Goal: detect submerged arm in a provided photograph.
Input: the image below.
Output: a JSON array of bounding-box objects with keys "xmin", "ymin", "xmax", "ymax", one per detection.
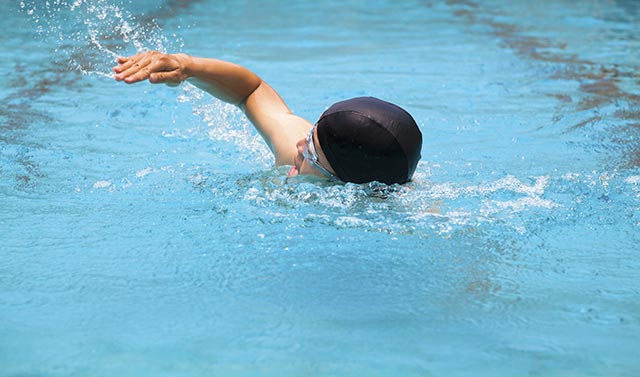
[{"xmin": 113, "ymin": 51, "xmax": 311, "ymax": 164}]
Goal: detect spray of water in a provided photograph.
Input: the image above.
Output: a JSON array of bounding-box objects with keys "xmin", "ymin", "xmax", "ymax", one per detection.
[
  {"xmin": 20, "ymin": 0, "xmax": 172, "ymax": 77},
  {"xmin": 19, "ymin": 0, "xmax": 269, "ymax": 164},
  {"xmin": 21, "ymin": 0, "xmax": 633, "ymax": 240}
]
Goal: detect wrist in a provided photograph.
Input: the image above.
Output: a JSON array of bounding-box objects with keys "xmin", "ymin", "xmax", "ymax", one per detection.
[{"xmin": 173, "ymin": 53, "xmax": 194, "ymax": 79}]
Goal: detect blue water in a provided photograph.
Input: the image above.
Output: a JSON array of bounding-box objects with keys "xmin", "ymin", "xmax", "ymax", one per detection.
[{"xmin": 2, "ymin": 0, "xmax": 640, "ymax": 376}]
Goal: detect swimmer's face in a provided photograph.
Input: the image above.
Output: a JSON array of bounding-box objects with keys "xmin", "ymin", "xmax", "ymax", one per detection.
[{"xmin": 289, "ymin": 126, "xmax": 337, "ymax": 179}]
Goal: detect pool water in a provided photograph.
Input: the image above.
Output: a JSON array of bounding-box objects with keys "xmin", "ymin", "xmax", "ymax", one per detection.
[{"xmin": 2, "ymin": 0, "xmax": 639, "ymax": 376}]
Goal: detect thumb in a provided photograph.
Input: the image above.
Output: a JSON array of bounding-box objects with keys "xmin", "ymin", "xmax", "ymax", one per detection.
[{"xmin": 149, "ymin": 71, "xmax": 182, "ymax": 85}]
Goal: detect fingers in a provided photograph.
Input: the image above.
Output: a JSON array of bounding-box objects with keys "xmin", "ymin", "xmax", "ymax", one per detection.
[
  {"xmin": 113, "ymin": 52, "xmax": 147, "ymax": 74},
  {"xmin": 113, "ymin": 51, "xmax": 184, "ymax": 86},
  {"xmin": 123, "ymin": 61, "xmax": 155, "ymax": 83},
  {"xmin": 114, "ymin": 56, "xmax": 153, "ymax": 83},
  {"xmin": 149, "ymin": 70, "xmax": 182, "ymax": 85},
  {"xmin": 113, "ymin": 51, "xmax": 161, "ymax": 83}
]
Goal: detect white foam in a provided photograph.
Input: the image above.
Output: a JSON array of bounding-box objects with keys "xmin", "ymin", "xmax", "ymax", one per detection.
[
  {"xmin": 424, "ymin": 175, "xmax": 551, "ymax": 201},
  {"xmin": 335, "ymin": 216, "xmax": 370, "ymax": 228},
  {"xmin": 624, "ymin": 176, "xmax": 640, "ymax": 185},
  {"xmin": 562, "ymin": 172, "xmax": 580, "ymax": 180},
  {"xmin": 490, "ymin": 196, "xmax": 560, "ymax": 212},
  {"xmin": 481, "ymin": 175, "xmax": 549, "ymax": 196},
  {"xmin": 93, "ymin": 180, "xmax": 111, "ymax": 189},
  {"xmin": 135, "ymin": 167, "xmax": 153, "ymax": 178}
]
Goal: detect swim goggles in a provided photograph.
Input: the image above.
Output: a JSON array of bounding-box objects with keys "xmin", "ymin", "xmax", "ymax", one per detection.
[{"xmin": 303, "ymin": 124, "xmax": 338, "ymax": 181}]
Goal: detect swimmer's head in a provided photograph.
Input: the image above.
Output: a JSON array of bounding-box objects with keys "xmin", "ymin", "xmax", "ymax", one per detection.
[{"xmin": 316, "ymin": 97, "xmax": 422, "ymax": 184}]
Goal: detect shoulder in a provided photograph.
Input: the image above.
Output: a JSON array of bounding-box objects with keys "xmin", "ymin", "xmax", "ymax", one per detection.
[{"xmin": 241, "ymin": 81, "xmax": 312, "ymax": 165}]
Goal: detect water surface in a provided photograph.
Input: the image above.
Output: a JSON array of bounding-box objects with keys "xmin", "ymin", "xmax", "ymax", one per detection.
[{"xmin": 1, "ymin": 0, "xmax": 639, "ymax": 376}]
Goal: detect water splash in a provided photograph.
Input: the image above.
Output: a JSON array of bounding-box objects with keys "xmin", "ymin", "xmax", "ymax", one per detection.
[
  {"xmin": 173, "ymin": 84, "xmax": 273, "ymax": 167},
  {"xmin": 180, "ymin": 165, "xmax": 561, "ymax": 239},
  {"xmin": 18, "ymin": 0, "xmax": 270, "ymax": 161},
  {"xmin": 20, "ymin": 0, "xmax": 174, "ymax": 77},
  {"xmin": 188, "ymin": 164, "xmax": 640, "ymax": 240}
]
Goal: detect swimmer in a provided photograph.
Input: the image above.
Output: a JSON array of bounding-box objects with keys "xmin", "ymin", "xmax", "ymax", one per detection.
[{"xmin": 113, "ymin": 51, "xmax": 422, "ymax": 184}]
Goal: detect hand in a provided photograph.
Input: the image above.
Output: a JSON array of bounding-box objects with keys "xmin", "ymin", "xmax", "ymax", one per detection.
[{"xmin": 113, "ymin": 51, "xmax": 190, "ymax": 86}]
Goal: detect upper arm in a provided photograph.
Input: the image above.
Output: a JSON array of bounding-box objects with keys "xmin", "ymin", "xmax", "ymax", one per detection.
[{"xmin": 240, "ymin": 81, "xmax": 312, "ymax": 166}]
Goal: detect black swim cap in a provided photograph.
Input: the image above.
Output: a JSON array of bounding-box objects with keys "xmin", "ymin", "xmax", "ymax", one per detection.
[{"xmin": 316, "ymin": 97, "xmax": 422, "ymax": 184}]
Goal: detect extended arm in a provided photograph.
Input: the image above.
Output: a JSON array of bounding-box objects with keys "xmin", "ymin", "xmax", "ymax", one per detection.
[{"xmin": 113, "ymin": 51, "xmax": 311, "ymax": 165}]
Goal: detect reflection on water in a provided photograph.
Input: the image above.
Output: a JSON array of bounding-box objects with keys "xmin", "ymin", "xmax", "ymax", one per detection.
[{"xmin": 445, "ymin": 0, "xmax": 640, "ymax": 169}]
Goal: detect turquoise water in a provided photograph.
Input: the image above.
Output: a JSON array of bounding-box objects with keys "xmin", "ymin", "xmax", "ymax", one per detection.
[{"xmin": 2, "ymin": 0, "xmax": 640, "ymax": 375}]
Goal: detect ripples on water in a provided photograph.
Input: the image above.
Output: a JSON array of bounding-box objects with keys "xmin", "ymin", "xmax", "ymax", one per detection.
[
  {"xmin": 3, "ymin": 0, "xmax": 638, "ymax": 274},
  {"xmin": 2, "ymin": 0, "xmax": 640, "ymax": 375},
  {"xmin": 9, "ymin": 0, "xmax": 639, "ymax": 235}
]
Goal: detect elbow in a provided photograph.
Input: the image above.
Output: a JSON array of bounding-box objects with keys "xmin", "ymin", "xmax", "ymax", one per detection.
[{"xmin": 238, "ymin": 79, "xmax": 264, "ymax": 108}]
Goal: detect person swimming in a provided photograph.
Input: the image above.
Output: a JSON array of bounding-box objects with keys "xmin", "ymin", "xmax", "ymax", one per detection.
[{"xmin": 113, "ymin": 51, "xmax": 422, "ymax": 184}]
